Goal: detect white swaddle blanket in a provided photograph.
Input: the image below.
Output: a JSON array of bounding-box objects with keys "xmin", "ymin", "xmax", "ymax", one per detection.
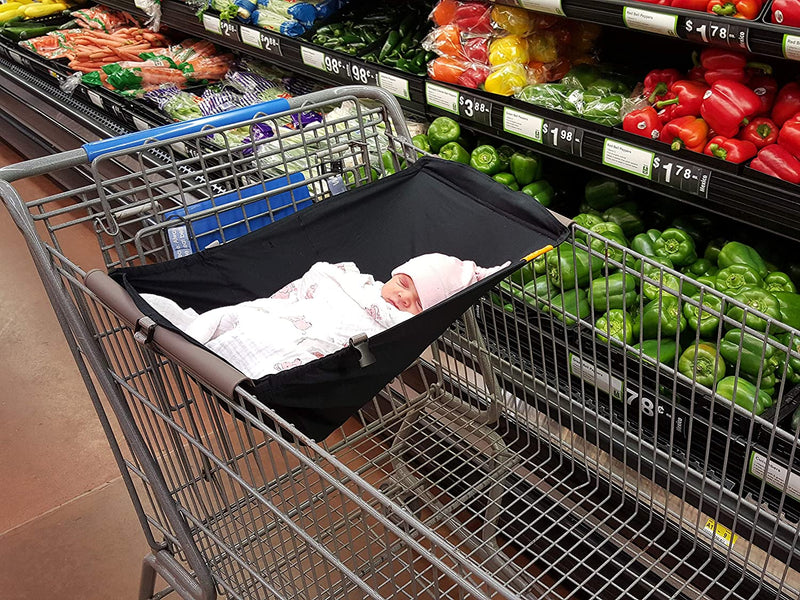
[{"xmin": 142, "ymin": 261, "xmax": 412, "ymax": 379}]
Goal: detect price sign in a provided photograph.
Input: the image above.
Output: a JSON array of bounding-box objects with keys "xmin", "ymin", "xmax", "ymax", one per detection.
[
  {"xmin": 681, "ymin": 16, "xmax": 749, "ymax": 50},
  {"xmin": 541, "ymin": 119, "xmax": 583, "ymax": 156},
  {"xmin": 241, "ymin": 26, "xmax": 282, "ymax": 56},
  {"xmin": 301, "ymin": 46, "xmax": 378, "ymax": 86},
  {"xmin": 86, "ymin": 89, "xmax": 104, "ymax": 109},
  {"xmin": 426, "ymin": 82, "xmax": 459, "ymax": 114},
  {"xmin": 651, "ymin": 153, "xmax": 712, "ymax": 197},
  {"xmin": 515, "ymin": 0, "xmax": 564, "ymax": 15},
  {"xmin": 346, "ymin": 61, "xmax": 378, "ymax": 86},
  {"xmin": 458, "ymin": 91, "xmax": 492, "ymax": 126},
  {"xmin": 623, "ymin": 7, "xmax": 678, "ymax": 37},
  {"xmin": 783, "ymin": 35, "xmax": 800, "ymax": 61},
  {"xmin": 378, "ymin": 71, "xmax": 410, "ymax": 100}
]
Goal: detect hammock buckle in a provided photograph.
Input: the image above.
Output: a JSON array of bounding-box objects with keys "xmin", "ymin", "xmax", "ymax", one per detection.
[
  {"xmin": 134, "ymin": 316, "xmax": 156, "ymax": 345},
  {"xmin": 349, "ymin": 334, "xmax": 375, "ymax": 368}
]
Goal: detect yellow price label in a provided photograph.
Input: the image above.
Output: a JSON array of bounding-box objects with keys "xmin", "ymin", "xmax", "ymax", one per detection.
[{"xmin": 704, "ymin": 518, "xmax": 738, "ymax": 547}]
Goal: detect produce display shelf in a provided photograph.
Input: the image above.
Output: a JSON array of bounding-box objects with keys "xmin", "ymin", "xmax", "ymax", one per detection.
[
  {"xmin": 501, "ymin": 0, "xmax": 800, "ymax": 61},
  {"xmin": 71, "ymin": 0, "xmax": 800, "ymax": 244}
]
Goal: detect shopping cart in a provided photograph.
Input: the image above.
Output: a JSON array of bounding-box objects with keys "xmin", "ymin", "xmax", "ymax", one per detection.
[{"xmin": 2, "ymin": 80, "xmax": 800, "ymax": 600}]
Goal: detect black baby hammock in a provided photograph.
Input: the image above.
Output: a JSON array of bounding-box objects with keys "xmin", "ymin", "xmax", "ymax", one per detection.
[{"xmin": 105, "ymin": 157, "xmax": 569, "ymax": 441}]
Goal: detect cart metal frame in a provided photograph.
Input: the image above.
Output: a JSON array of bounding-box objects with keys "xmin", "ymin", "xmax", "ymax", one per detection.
[{"xmin": 2, "ymin": 84, "xmax": 800, "ymax": 600}]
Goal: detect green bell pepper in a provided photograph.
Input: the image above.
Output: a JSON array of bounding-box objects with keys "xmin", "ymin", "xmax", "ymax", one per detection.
[
  {"xmin": 585, "ymin": 177, "xmax": 627, "ymax": 211},
  {"xmin": 595, "ymin": 309, "xmax": 635, "ymax": 345},
  {"xmin": 517, "ymin": 83, "xmax": 568, "ymax": 109},
  {"xmin": 469, "ymin": 145, "xmax": 502, "ymax": 175},
  {"xmin": 545, "ymin": 288, "xmax": 590, "ymax": 326},
  {"xmin": 683, "ymin": 293, "xmax": 722, "ymax": 339},
  {"xmin": 582, "ymin": 94, "xmax": 624, "ymax": 126},
  {"xmin": 381, "ymin": 150, "xmax": 405, "ymax": 175},
  {"xmin": 492, "ymin": 172, "xmax": 519, "ymax": 191},
  {"xmin": 704, "ymin": 238, "xmax": 727, "ymax": 265},
  {"xmin": 717, "ymin": 241, "xmax": 768, "ymax": 279},
  {"xmin": 682, "ymin": 258, "xmax": 718, "ymax": 279},
  {"xmin": 764, "ymin": 272, "xmax": 797, "ymax": 294},
  {"xmin": 509, "ymin": 152, "xmax": 542, "ymax": 187},
  {"xmin": 561, "ymin": 64, "xmax": 601, "ymax": 90},
  {"xmin": 793, "ymin": 404, "xmax": 800, "ymax": 431},
  {"xmin": 640, "ymin": 296, "xmax": 687, "ymax": 339},
  {"xmin": 521, "ymin": 181, "xmax": 554, "ymax": 207},
  {"xmin": 534, "ymin": 253, "xmax": 548, "ymax": 276},
  {"xmin": 585, "ymin": 77, "xmax": 630, "ymax": 96},
  {"xmin": 716, "ymin": 376, "xmax": 771, "ymax": 415},
  {"xmin": 411, "ymin": 134, "xmax": 431, "ymax": 154},
  {"xmin": 427, "ymin": 116, "xmax": 461, "ymax": 153},
  {"xmin": 777, "ymin": 335, "xmax": 800, "ymax": 386},
  {"xmin": 715, "ymin": 264, "xmax": 763, "ymax": 295},
  {"xmin": 590, "ymin": 221, "xmax": 626, "ymax": 240},
  {"xmin": 631, "ymin": 229, "xmax": 661, "ymax": 257},
  {"xmin": 547, "ymin": 242, "xmax": 604, "ymax": 290},
  {"xmin": 653, "ymin": 228, "xmax": 698, "ymax": 267},
  {"xmin": 726, "ymin": 287, "xmax": 781, "ymax": 332},
  {"xmin": 509, "ymin": 262, "xmax": 535, "ymax": 287},
  {"xmin": 719, "ymin": 329, "xmax": 781, "ymax": 379},
  {"xmin": 632, "ymin": 339, "xmax": 679, "ymax": 366},
  {"xmin": 589, "ymin": 272, "xmax": 638, "ymax": 312},
  {"xmin": 439, "ymin": 142, "xmax": 469, "ymax": 164},
  {"xmin": 679, "ymin": 343, "xmax": 726, "ymax": 388},
  {"xmin": 603, "ymin": 205, "xmax": 644, "ymax": 238},
  {"xmin": 773, "ymin": 291, "xmax": 800, "ymax": 330},
  {"xmin": 590, "ymin": 231, "xmax": 631, "ymax": 271},
  {"xmin": 637, "ymin": 257, "xmax": 696, "ymax": 301},
  {"xmin": 496, "ymin": 145, "xmax": 514, "ymax": 172},
  {"xmin": 696, "ymin": 276, "xmax": 717, "ymax": 290},
  {"xmin": 500, "ymin": 275, "xmax": 551, "ymax": 309},
  {"xmin": 573, "ymin": 213, "xmax": 604, "ymax": 240}
]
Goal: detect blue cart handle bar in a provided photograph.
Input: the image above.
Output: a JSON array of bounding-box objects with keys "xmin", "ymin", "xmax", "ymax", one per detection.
[{"xmin": 83, "ymin": 97, "xmax": 292, "ymax": 161}]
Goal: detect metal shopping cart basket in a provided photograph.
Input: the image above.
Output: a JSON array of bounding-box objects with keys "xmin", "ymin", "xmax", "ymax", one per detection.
[{"xmin": 4, "ymin": 81, "xmax": 800, "ymax": 600}]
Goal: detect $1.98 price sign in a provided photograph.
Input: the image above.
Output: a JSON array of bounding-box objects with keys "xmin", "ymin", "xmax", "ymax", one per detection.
[{"xmin": 540, "ymin": 120, "xmax": 583, "ymax": 156}]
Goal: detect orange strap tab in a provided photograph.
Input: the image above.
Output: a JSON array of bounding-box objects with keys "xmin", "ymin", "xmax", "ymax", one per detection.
[{"xmin": 523, "ymin": 245, "xmax": 554, "ymax": 262}]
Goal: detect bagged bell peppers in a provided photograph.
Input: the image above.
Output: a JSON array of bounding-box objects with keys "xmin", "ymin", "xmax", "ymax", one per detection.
[
  {"xmin": 684, "ymin": 292, "xmax": 722, "ymax": 338},
  {"xmin": 679, "ymin": 343, "xmax": 726, "ymax": 388},
  {"xmin": 717, "ymin": 241, "xmax": 768, "ymax": 278},
  {"xmin": 547, "ymin": 242, "xmax": 604, "ymax": 289},
  {"xmin": 517, "ymin": 83, "xmax": 568, "ymax": 109},
  {"xmin": 701, "ymin": 80, "xmax": 762, "ymax": 138},
  {"xmin": 595, "ymin": 309, "xmax": 636, "ymax": 345},
  {"xmin": 716, "ymin": 376, "xmax": 771, "ymax": 415},
  {"xmin": 750, "ymin": 144, "xmax": 800, "ymax": 184},
  {"xmin": 772, "ymin": 0, "xmax": 800, "ymax": 26}
]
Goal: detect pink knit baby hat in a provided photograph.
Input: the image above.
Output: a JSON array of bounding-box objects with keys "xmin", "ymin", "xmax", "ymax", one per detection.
[{"xmin": 392, "ymin": 253, "xmax": 508, "ymax": 311}]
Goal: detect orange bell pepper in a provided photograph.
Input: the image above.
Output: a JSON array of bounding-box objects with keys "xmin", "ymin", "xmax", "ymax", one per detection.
[
  {"xmin": 706, "ymin": 0, "xmax": 763, "ymax": 19},
  {"xmin": 431, "ymin": 0, "xmax": 459, "ymax": 26},
  {"xmin": 428, "ymin": 56, "xmax": 468, "ymax": 84},
  {"xmin": 429, "ymin": 24, "xmax": 462, "ymax": 58}
]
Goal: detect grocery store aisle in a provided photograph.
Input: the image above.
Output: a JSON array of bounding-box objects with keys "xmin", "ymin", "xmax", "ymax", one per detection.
[{"xmin": 0, "ymin": 142, "xmax": 151, "ymax": 599}]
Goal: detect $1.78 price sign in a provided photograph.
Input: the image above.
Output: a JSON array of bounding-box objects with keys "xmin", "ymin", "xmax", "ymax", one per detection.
[
  {"xmin": 301, "ymin": 46, "xmax": 378, "ymax": 86},
  {"xmin": 680, "ymin": 16, "xmax": 749, "ymax": 50}
]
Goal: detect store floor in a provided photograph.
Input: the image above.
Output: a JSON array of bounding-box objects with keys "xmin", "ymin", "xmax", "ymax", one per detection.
[{"xmin": 0, "ymin": 141, "xmax": 154, "ymax": 599}]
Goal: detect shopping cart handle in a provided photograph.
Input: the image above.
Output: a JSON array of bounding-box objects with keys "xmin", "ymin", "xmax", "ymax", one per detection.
[{"xmin": 82, "ymin": 97, "xmax": 292, "ymax": 161}]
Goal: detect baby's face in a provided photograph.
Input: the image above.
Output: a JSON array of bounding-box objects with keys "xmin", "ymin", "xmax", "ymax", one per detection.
[{"xmin": 381, "ymin": 273, "xmax": 423, "ymax": 315}]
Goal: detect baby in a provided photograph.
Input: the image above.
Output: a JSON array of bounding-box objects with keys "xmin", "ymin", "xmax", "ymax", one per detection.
[{"xmin": 143, "ymin": 253, "xmax": 505, "ymax": 378}]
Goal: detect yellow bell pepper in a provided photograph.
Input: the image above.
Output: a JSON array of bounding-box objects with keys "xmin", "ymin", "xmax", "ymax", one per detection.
[
  {"xmin": 484, "ymin": 63, "xmax": 528, "ymax": 96},
  {"xmin": 490, "ymin": 5, "xmax": 532, "ymax": 36},
  {"xmin": 488, "ymin": 35, "xmax": 529, "ymax": 66}
]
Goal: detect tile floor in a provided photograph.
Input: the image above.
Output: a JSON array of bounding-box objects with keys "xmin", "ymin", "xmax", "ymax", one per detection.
[{"xmin": 0, "ymin": 142, "xmax": 153, "ymax": 599}]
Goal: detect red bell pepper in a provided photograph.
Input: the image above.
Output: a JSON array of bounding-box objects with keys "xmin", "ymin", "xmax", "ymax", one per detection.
[
  {"xmin": 777, "ymin": 114, "xmax": 800, "ymax": 160},
  {"xmin": 701, "ymin": 80, "xmax": 762, "ymax": 138},
  {"xmin": 654, "ymin": 80, "xmax": 708, "ymax": 123},
  {"xmin": 662, "ymin": 116, "xmax": 710, "ymax": 152},
  {"xmin": 772, "ymin": 0, "xmax": 800, "ymax": 26},
  {"xmin": 644, "ymin": 69, "xmax": 682, "ymax": 103},
  {"xmin": 637, "ymin": 0, "xmax": 672, "ymax": 3},
  {"xmin": 772, "ymin": 82, "xmax": 800, "ymax": 128},
  {"xmin": 703, "ymin": 136, "xmax": 758, "ymax": 162},
  {"xmin": 461, "ymin": 36, "xmax": 489, "ymax": 63},
  {"xmin": 750, "ymin": 145, "xmax": 800, "ymax": 184},
  {"xmin": 707, "ymin": 0, "xmax": 763, "ymax": 19},
  {"xmin": 673, "ymin": 0, "xmax": 708, "ymax": 8},
  {"xmin": 624, "ymin": 106, "xmax": 662, "ymax": 140},
  {"xmin": 699, "ymin": 49, "xmax": 772, "ymax": 85},
  {"xmin": 452, "ymin": 3, "xmax": 493, "ymax": 34},
  {"xmin": 739, "ymin": 117, "xmax": 779, "ymax": 148},
  {"xmin": 748, "ymin": 73, "xmax": 778, "ymax": 116},
  {"xmin": 457, "ymin": 65, "xmax": 489, "ymax": 89}
]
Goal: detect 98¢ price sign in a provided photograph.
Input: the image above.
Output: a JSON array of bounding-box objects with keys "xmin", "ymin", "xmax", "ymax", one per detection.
[{"xmin": 301, "ymin": 46, "xmax": 378, "ymax": 86}]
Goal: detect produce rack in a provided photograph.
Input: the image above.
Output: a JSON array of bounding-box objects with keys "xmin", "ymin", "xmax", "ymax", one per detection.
[{"xmin": 34, "ymin": 0, "xmax": 793, "ymax": 244}]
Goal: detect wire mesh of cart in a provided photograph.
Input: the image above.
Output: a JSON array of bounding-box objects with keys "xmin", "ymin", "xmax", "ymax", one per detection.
[{"xmin": 2, "ymin": 81, "xmax": 800, "ymax": 600}]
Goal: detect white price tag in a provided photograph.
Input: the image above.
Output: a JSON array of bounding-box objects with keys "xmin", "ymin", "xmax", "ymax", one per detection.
[
  {"xmin": 623, "ymin": 7, "xmax": 678, "ymax": 37},
  {"xmin": 300, "ymin": 46, "xmax": 326, "ymax": 71},
  {"xmin": 240, "ymin": 25, "xmax": 261, "ymax": 48},
  {"xmin": 86, "ymin": 89, "xmax": 104, "ymax": 109},
  {"xmin": 202, "ymin": 13, "xmax": 221, "ymax": 34},
  {"xmin": 750, "ymin": 452, "xmax": 800, "ymax": 503},
  {"xmin": 425, "ymin": 82, "xmax": 459, "ymax": 114},
  {"xmin": 516, "ymin": 0, "xmax": 564, "ymax": 15},
  {"xmin": 503, "ymin": 107, "xmax": 543, "ymax": 143},
  {"xmin": 784, "ymin": 35, "xmax": 800, "ymax": 61},
  {"xmin": 132, "ymin": 116, "xmax": 150, "ymax": 132},
  {"xmin": 602, "ymin": 139, "xmax": 654, "ymax": 179},
  {"xmin": 378, "ymin": 72, "xmax": 410, "ymax": 100}
]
